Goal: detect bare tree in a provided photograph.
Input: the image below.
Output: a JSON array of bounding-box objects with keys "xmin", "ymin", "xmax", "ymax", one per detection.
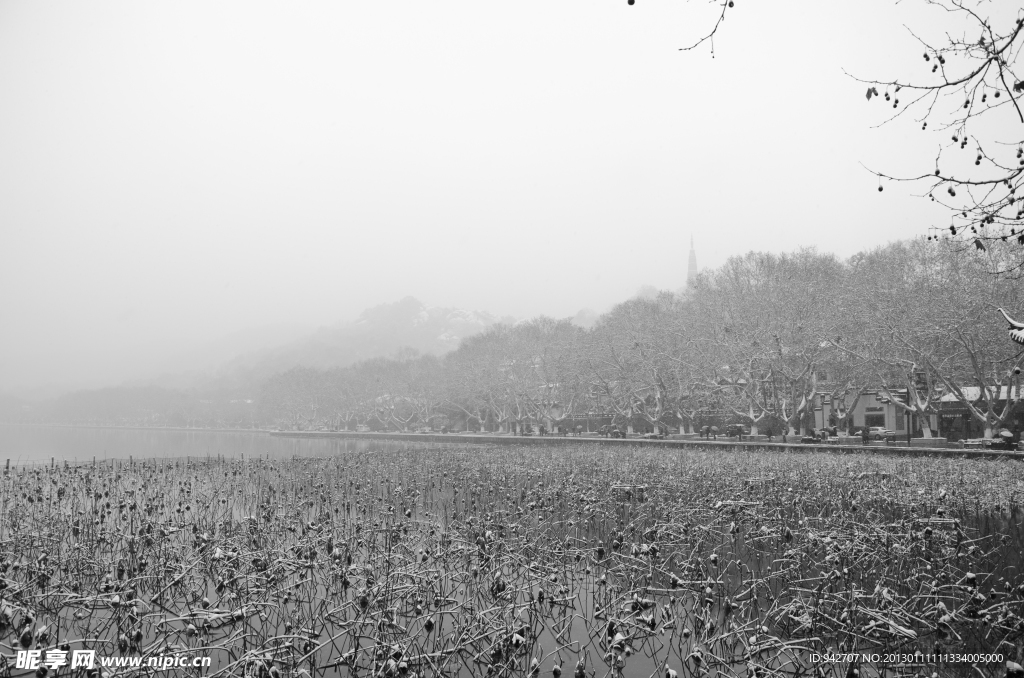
[
  {"xmin": 677, "ymin": 1, "xmax": 1024, "ymax": 271},
  {"xmin": 924, "ymin": 244, "xmax": 1024, "ymax": 437},
  {"xmin": 445, "ymin": 325, "xmax": 540, "ymax": 433},
  {"xmin": 860, "ymin": 2, "xmax": 1024, "ymax": 272},
  {"xmin": 856, "ymin": 239, "xmax": 1024, "ymax": 438},
  {"xmin": 258, "ymin": 367, "xmax": 328, "ymax": 430},
  {"xmin": 585, "ymin": 295, "xmax": 685, "ymax": 434},
  {"xmin": 692, "ymin": 250, "xmax": 847, "ymax": 435}
]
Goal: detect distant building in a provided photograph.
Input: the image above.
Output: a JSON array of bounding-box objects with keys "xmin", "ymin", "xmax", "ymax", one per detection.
[
  {"xmin": 937, "ymin": 386, "xmax": 1023, "ymax": 441},
  {"xmin": 813, "ymin": 389, "xmax": 938, "ymax": 435},
  {"xmin": 686, "ymin": 236, "xmax": 698, "ymax": 286}
]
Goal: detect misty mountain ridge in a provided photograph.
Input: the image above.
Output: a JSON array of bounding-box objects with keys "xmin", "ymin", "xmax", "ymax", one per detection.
[
  {"xmin": 4, "ymin": 295, "xmax": 624, "ymax": 409},
  {"xmin": 129, "ymin": 321, "xmax": 318, "ymax": 391},
  {"xmin": 157, "ymin": 297, "xmax": 515, "ymax": 393},
  {"xmin": 140, "ymin": 294, "xmax": 653, "ymax": 393},
  {"xmin": 1, "ymin": 291, "xmax": 673, "ymax": 421}
]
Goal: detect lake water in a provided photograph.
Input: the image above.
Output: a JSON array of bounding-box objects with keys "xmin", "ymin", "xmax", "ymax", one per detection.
[
  {"xmin": 0, "ymin": 426, "xmax": 393, "ymax": 464},
  {"xmin": 0, "ymin": 426, "xmax": 1018, "ymax": 677}
]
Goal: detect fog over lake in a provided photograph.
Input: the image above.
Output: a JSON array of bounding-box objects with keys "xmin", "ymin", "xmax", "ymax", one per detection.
[{"xmin": 0, "ymin": 425, "xmax": 365, "ymax": 464}]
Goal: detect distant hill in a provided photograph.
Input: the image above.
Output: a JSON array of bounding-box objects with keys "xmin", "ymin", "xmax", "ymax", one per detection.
[
  {"xmin": 193, "ymin": 297, "xmax": 512, "ymax": 392},
  {"xmin": 1, "ymin": 296, "xmax": 656, "ymax": 426},
  {"xmin": 127, "ymin": 321, "xmax": 317, "ymax": 392},
  {"xmin": 2, "ymin": 297, "xmax": 513, "ymax": 425},
  {"xmin": 570, "ymin": 308, "xmax": 600, "ymax": 329}
]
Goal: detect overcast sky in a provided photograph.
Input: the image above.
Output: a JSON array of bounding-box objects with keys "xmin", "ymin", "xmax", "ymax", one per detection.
[{"xmin": 0, "ymin": 0, "xmax": 993, "ymax": 394}]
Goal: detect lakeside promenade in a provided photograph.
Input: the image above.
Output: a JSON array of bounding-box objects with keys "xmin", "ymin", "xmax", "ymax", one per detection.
[{"xmin": 269, "ymin": 429, "xmax": 1024, "ymax": 460}]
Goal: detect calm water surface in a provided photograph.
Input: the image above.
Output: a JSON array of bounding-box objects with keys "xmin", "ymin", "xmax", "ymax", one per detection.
[{"xmin": 0, "ymin": 426, "xmax": 406, "ymax": 464}]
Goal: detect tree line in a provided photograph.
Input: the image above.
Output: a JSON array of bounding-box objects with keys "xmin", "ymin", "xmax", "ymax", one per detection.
[{"xmin": 258, "ymin": 239, "xmax": 1024, "ymax": 439}]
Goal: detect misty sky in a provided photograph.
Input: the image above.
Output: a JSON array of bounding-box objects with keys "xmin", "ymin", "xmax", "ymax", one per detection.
[{"xmin": 0, "ymin": 1, "xmax": 987, "ymax": 394}]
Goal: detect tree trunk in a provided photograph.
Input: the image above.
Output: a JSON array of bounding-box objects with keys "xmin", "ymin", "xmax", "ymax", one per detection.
[{"xmin": 750, "ymin": 423, "xmax": 759, "ymax": 436}]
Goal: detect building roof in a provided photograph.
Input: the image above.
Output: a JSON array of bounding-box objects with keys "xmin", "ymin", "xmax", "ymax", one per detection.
[{"xmin": 939, "ymin": 386, "xmax": 1022, "ymax": 402}]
